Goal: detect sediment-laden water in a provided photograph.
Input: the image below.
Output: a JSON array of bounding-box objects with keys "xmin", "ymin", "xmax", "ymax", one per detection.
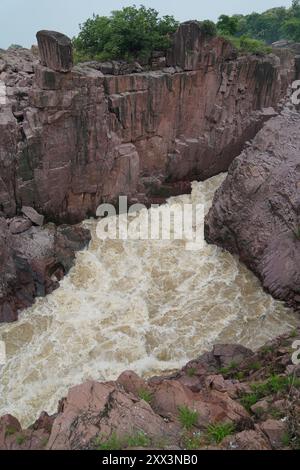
[{"xmin": 0, "ymin": 173, "xmax": 299, "ymax": 427}]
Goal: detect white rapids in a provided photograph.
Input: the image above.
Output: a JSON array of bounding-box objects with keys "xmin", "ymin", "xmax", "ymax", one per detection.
[{"xmin": 0, "ymin": 173, "xmax": 299, "ymax": 427}]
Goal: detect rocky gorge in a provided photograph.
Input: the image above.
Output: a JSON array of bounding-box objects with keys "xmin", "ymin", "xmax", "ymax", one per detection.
[{"xmin": 0, "ymin": 20, "xmax": 300, "ymax": 451}]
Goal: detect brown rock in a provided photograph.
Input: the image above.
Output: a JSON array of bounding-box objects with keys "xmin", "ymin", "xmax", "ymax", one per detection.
[
  {"xmin": 260, "ymin": 419, "xmax": 286, "ymax": 449},
  {"xmin": 36, "ymin": 30, "xmax": 73, "ymax": 72},
  {"xmin": 117, "ymin": 370, "xmax": 149, "ymax": 398},
  {"xmin": 8, "ymin": 217, "xmax": 32, "ymax": 234},
  {"xmin": 205, "ymin": 106, "xmax": 300, "ymax": 309},
  {"xmin": 46, "ymin": 381, "xmax": 178, "ymax": 450},
  {"xmin": 0, "ymin": 218, "xmax": 91, "ymax": 323},
  {"xmin": 21, "ymin": 206, "xmax": 44, "ymax": 226},
  {"xmin": 221, "ymin": 430, "xmax": 271, "ymax": 450},
  {"xmin": 151, "ymin": 379, "xmax": 249, "ymax": 428}
]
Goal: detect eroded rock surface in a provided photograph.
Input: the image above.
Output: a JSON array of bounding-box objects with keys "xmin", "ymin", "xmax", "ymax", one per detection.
[
  {"xmin": 205, "ymin": 104, "xmax": 300, "ymax": 309},
  {"xmin": 0, "ymin": 217, "xmax": 90, "ymax": 322}
]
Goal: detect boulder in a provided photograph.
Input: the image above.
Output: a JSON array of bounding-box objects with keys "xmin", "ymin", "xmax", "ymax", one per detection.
[
  {"xmin": 205, "ymin": 105, "xmax": 300, "ymax": 310},
  {"xmin": 46, "ymin": 381, "xmax": 178, "ymax": 450},
  {"xmin": 21, "ymin": 206, "xmax": 44, "ymax": 226},
  {"xmin": 36, "ymin": 30, "xmax": 73, "ymax": 72},
  {"xmin": 260, "ymin": 419, "xmax": 286, "ymax": 449}
]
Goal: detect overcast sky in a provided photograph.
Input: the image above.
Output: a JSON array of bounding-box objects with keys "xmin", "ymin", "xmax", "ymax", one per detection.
[{"xmin": 0, "ymin": 0, "xmax": 293, "ymax": 49}]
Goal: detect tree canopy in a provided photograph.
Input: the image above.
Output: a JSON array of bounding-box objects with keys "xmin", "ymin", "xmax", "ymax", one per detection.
[
  {"xmin": 73, "ymin": 5, "xmax": 179, "ymax": 62},
  {"xmin": 216, "ymin": 1, "xmax": 300, "ymax": 44},
  {"xmin": 73, "ymin": 2, "xmax": 300, "ymax": 63}
]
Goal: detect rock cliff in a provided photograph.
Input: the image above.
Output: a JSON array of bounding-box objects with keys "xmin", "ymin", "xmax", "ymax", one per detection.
[
  {"xmin": 205, "ymin": 103, "xmax": 300, "ymax": 310},
  {"xmin": 0, "ymin": 22, "xmax": 296, "ymax": 224}
]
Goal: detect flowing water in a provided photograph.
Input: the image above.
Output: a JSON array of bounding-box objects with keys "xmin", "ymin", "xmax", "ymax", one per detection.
[{"xmin": 0, "ymin": 173, "xmax": 299, "ymax": 427}]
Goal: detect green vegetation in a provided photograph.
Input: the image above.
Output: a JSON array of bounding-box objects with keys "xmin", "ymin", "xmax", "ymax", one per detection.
[
  {"xmin": 178, "ymin": 405, "xmax": 198, "ymax": 430},
  {"xmin": 216, "ymin": 1, "xmax": 300, "ymax": 44},
  {"xmin": 97, "ymin": 432, "xmax": 122, "ymax": 450},
  {"xmin": 15, "ymin": 434, "xmax": 26, "ymax": 445},
  {"xmin": 73, "ymin": 2, "xmax": 300, "ymax": 63},
  {"xmin": 241, "ymin": 375, "xmax": 300, "ymax": 411},
  {"xmin": 5, "ymin": 426, "xmax": 18, "ymax": 437},
  {"xmin": 182, "ymin": 431, "xmax": 202, "ymax": 450},
  {"xmin": 73, "ymin": 5, "xmax": 179, "ymax": 63},
  {"xmin": 282, "ymin": 431, "xmax": 292, "ymax": 447},
  {"xmin": 218, "ymin": 361, "xmax": 238, "ymax": 375},
  {"xmin": 96, "ymin": 430, "xmax": 151, "ymax": 450},
  {"xmin": 138, "ymin": 389, "xmax": 153, "ymax": 404},
  {"xmin": 294, "ymin": 226, "xmax": 300, "ymax": 240},
  {"xmin": 186, "ymin": 367, "xmax": 197, "ymax": 377},
  {"xmin": 207, "ymin": 422, "xmax": 235, "ymax": 444},
  {"xmin": 126, "ymin": 431, "xmax": 151, "ymax": 448},
  {"xmin": 248, "ymin": 361, "xmax": 262, "ymax": 372}
]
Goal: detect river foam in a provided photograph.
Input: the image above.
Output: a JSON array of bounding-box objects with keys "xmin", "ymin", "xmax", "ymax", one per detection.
[{"xmin": 0, "ymin": 173, "xmax": 299, "ymax": 426}]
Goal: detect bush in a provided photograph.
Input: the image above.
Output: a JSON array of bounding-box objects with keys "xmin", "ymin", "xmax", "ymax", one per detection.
[
  {"xmin": 221, "ymin": 34, "xmax": 272, "ymax": 55},
  {"xmin": 73, "ymin": 5, "xmax": 179, "ymax": 62}
]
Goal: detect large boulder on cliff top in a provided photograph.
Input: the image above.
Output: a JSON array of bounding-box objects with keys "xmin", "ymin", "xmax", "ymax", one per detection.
[
  {"xmin": 205, "ymin": 103, "xmax": 300, "ymax": 310},
  {"xmin": 36, "ymin": 30, "xmax": 73, "ymax": 72}
]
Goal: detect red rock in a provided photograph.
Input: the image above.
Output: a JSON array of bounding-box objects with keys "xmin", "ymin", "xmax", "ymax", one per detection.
[
  {"xmin": 21, "ymin": 206, "xmax": 44, "ymax": 226},
  {"xmin": 260, "ymin": 419, "xmax": 286, "ymax": 449},
  {"xmin": 117, "ymin": 370, "xmax": 150, "ymax": 397},
  {"xmin": 205, "ymin": 106, "xmax": 300, "ymax": 309},
  {"xmin": 46, "ymin": 381, "xmax": 178, "ymax": 450},
  {"xmin": 0, "ymin": 218, "xmax": 90, "ymax": 323},
  {"xmin": 221, "ymin": 430, "xmax": 271, "ymax": 450},
  {"xmin": 150, "ymin": 379, "xmax": 249, "ymax": 428}
]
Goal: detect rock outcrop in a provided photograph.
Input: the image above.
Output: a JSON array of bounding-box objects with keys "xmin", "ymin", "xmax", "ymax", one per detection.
[
  {"xmin": 205, "ymin": 103, "xmax": 300, "ymax": 310},
  {"xmin": 36, "ymin": 31, "xmax": 73, "ymax": 72},
  {"xmin": 0, "ymin": 216, "xmax": 90, "ymax": 322},
  {"xmin": 1, "ymin": 330, "xmax": 299, "ymax": 450},
  {"xmin": 0, "ymin": 24, "xmax": 296, "ymax": 224}
]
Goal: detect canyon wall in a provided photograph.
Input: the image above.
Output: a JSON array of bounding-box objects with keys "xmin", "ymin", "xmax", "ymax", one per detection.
[
  {"xmin": 0, "ymin": 22, "xmax": 296, "ymax": 224},
  {"xmin": 205, "ymin": 103, "xmax": 300, "ymax": 310}
]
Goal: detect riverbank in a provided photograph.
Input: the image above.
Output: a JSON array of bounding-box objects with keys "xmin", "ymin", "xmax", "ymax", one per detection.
[{"xmin": 1, "ymin": 328, "xmax": 299, "ymax": 450}]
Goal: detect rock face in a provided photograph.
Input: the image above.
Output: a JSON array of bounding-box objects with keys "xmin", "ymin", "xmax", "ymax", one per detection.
[
  {"xmin": 36, "ymin": 31, "xmax": 73, "ymax": 72},
  {"xmin": 205, "ymin": 104, "xmax": 300, "ymax": 310},
  {"xmin": 0, "ymin": 25, "xmax": 296, "ymax": 223},
  {"xmin": 0, "ymin": 216, "xmax": 90, "ymax": 322},
  {"xmin": 1, "ymin": 330, "xmax": 300, "ymax": 450}
]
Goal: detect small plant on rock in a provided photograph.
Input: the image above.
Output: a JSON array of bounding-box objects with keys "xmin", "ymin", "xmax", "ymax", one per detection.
[
  {"xmin": 126, "ymin": 431, "xmax": 151, "ymax": 448},
  {"xmin": 138, "ymin": 389, "xmax": 153, "ymax": 404},
  {"xmin": 207, "ymin": 422, "xmax": 235, "ymax": 444},
  {"xmin": 178, "ymin": 406, "xmax": 198, "ymax": 430}
]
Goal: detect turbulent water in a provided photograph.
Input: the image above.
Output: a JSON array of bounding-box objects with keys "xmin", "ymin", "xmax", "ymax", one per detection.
[{"xmin": 0, "ymin": 173, "xmax": 299, "ymax": 427}]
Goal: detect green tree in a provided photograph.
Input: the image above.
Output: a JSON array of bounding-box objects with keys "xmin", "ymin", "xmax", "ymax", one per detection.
[
  {"xmin": 73, "ymin": 5, "xmax": 179, "ymax": 62},
  {"xmin": 217, "ymin": 15, "xmax": 239, "ymax": 36},
  {"xmin": 282, "ymin": 17, "xmax": 300, "ymax": 41}
]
